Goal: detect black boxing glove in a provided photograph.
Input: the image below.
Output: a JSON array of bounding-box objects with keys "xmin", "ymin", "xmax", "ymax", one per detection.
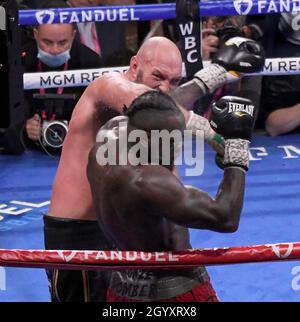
[
  {"xmin": 210, "ymin": 96, "xmax": 255, "ymax": 140},
  {"xmin": 212, "ymin": 37, "xmax": 265, "ymax": 74},
  {"xmin": 210, "ymin": 96, "xmax": 256, "ymax": 171},
  {"xmin": 191, "ymin": 37, "xmax": 265, "ymax": 95}
]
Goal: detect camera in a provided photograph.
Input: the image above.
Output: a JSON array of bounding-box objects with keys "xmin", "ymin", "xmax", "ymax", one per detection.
[
  {"xmin": 209, "ymin": 16, "xmax": 244, "ymax": 47},
  {"xmin": 216, "ymin": 26, "xmax": 244, "ymax": 47},
  {"xmin": 32, "ymin": 93, "xmax": 78, "ymax": 149}
]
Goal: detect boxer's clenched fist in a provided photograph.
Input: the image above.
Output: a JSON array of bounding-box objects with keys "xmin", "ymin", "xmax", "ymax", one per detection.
[{"xmin": 192, "ymin": 37, "xmax": 265, "ymax": 94}]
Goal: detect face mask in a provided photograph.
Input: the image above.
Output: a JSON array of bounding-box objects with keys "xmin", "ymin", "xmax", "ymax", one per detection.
[{"xmin": 37, "ymin": 47, "xmax": 71, "ymax": 68}]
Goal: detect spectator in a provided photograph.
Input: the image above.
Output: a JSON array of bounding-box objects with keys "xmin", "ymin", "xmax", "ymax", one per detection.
[
  {"xmin": 202, "ymin": 16, "xmax": 244, "ymax": 60},
  {"xmin": 22, "ymin": 22, "xmax": 103, "ymax": 150},
  {"xmin": 197, "ymin": 16, "xmax": 254, "ymax": 118},
  {"xmin": 249, "ymin": 13, "xmax": 300, "ymax": 135},
  {"xmin": 21, "ymin": 0, "xmax": 129, "ymax": 64},
  {"xmin": 66, "ymin": 0, "xmax": 127, "ymax": 64}
]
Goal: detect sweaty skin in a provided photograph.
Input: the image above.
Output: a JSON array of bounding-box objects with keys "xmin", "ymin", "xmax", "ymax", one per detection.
[
  {"xmin": 87, "ymin": 134, "xmax": 245, "ymax": 252},
  {"xmin": 49, "ymin": 37, "xmax": 184, "ymax": 220}
]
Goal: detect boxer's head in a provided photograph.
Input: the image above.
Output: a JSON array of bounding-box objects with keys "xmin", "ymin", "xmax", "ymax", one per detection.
[
  {"xmin": 124, "ymin": 91, "xmax": 185, "ymax": 170},
  {"xmin": 129, "ymin": 37, "xmax": 182, "ymax": 93}
]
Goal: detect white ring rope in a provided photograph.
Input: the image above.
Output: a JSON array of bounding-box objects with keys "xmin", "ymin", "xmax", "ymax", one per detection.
[{"xmin": 23, "ymin": 57, "xmax": 300, "ymax": 90}]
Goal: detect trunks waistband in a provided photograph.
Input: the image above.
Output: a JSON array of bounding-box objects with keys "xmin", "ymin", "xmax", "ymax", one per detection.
[
  {"xmin": 44, "ymin": 214, "xmax": 112, "ymax": 251},
  {"xmin": 109, "ymin": 266, "xmax": 209, "ymax": 301},
  {"xmin": 44, "ymin": 214, "xmax": 99, "ymax": 226}
]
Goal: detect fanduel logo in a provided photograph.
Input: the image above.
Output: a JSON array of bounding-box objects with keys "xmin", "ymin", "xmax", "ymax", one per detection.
[
  {"xmin": 0, "ymin": 267, "xmax": 6, "ymax": 291},
  {"xmin": 228, "ymin": 102, "xmax": 254, "ymax": 116},
  {"xmin": 36, "ymin": 10, "xmax": 55, "ymax": 24},
  {"xmin": 271, "ymin": 243, "xmax": 293, "ymax": 259},
  {"xmin": 234, "ymin": 0, "xmax": 254, "ymax": 15},
  {"xmin": 57, "ymin": 251, "xmax": 78, "ymax": 262}
]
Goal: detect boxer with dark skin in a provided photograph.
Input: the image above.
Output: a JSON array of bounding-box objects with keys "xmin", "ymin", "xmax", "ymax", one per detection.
[{"xmin": 87, "ymin": 91, "xmax": 255, "ymax": 302}]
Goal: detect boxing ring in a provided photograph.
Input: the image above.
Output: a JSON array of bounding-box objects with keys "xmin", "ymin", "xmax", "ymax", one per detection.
[
  {"xmin": 1, "ymin": 0, "xmax": 300, "ymax": 302},
  {"xmin": 1, "ymin": 133, "xmax": 299, "ymax": 301}
]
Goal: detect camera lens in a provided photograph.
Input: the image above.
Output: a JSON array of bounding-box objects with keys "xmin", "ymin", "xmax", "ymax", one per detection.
[{"xmin": 43, "ymin": 121, "xmax": 68, "ymax": 148}]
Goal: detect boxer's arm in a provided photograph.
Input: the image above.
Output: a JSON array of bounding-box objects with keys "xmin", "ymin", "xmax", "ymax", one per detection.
[
  {"xmin": 68, "ymin": 73, "xmax": 151, "ymax": 133},
  {"xmin": 169, "ymin": 223, "xmax": 192, "ymax": 250},
  {"xmin": 170, "ymin": 38, "xmax": 264, "ymax": 155},
  {"xmin": 137, "ymin": 95, "xmax": 256, "ymax": 233},
  {"xmin": 171, "ymin": 64, "xmax": 228, "ymax": 111},
  {"xmin": 169, "ymin": 167, "xmax": 192, "ymax": 249},
  {"xmin": 137, "ymin": 165, "xmax": 245, "ymax": 233}
]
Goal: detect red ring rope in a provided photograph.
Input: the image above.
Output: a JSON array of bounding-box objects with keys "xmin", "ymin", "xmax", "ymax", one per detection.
[{"xmin": 0, "ymin": 242, "xmax": 299, "ymax": 271}]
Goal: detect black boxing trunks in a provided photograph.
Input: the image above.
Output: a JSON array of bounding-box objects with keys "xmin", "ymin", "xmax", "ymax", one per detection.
[
  {"xmin": 43, "ymin": 215, "xmax": 112, "ymax": 302},
  {"xmin": 106, "ymin": 267, "xmax": 218, "ymax": 302}
]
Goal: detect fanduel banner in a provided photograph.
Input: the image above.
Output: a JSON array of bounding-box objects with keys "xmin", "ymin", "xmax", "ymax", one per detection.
[
  {"xmin": 21, "ymin": 6, "xmax": 141, "ymax": 26},
  {"xmin": 233, "ymin": 0, "xmax": 300, "ymax": 15},
  {"xmin": 19, "ymin": 1, "xmax": 300, "ymax": 26}
]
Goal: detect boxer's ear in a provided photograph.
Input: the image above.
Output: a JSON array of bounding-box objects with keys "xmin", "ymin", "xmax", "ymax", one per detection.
[{"xmin": 130, "ymin": 56, "xmax": 138, "ymax": 80}]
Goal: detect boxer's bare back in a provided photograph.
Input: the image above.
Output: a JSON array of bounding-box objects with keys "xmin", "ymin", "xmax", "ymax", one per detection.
[{"xmin": 49, "ymin": 73, "xmax": 150, "ymax": 219}]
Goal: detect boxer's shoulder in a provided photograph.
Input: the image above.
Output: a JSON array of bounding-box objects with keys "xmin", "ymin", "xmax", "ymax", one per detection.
[{"xmin": 86, "ymin": 71, "xmax": 126, "ymax": 97}]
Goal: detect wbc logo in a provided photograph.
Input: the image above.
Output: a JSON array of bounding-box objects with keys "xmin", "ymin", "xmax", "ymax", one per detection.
[
  {"xmin": 35, "ymin": 10, "xmax": 56, "ymax": 25},
  {"xmin": 233, "ymin": 0, "xmax": 254, "ymax": 15}
]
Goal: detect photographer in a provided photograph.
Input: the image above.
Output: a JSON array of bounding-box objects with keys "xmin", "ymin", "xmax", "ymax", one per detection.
[
  {"xmin": 248, "ymin": 13, "xmax": 300, "ymax": 135},
  {"xmin": 202, "ymin": 16, "xmax": 245, "ymax": 60},
  {"xmin": 198, "ymin": 16, "xmax": 262, "ymax": 121},
  {"xmin": 22, "ymin": 21, "xmax": 103, "ymax": 152}
]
